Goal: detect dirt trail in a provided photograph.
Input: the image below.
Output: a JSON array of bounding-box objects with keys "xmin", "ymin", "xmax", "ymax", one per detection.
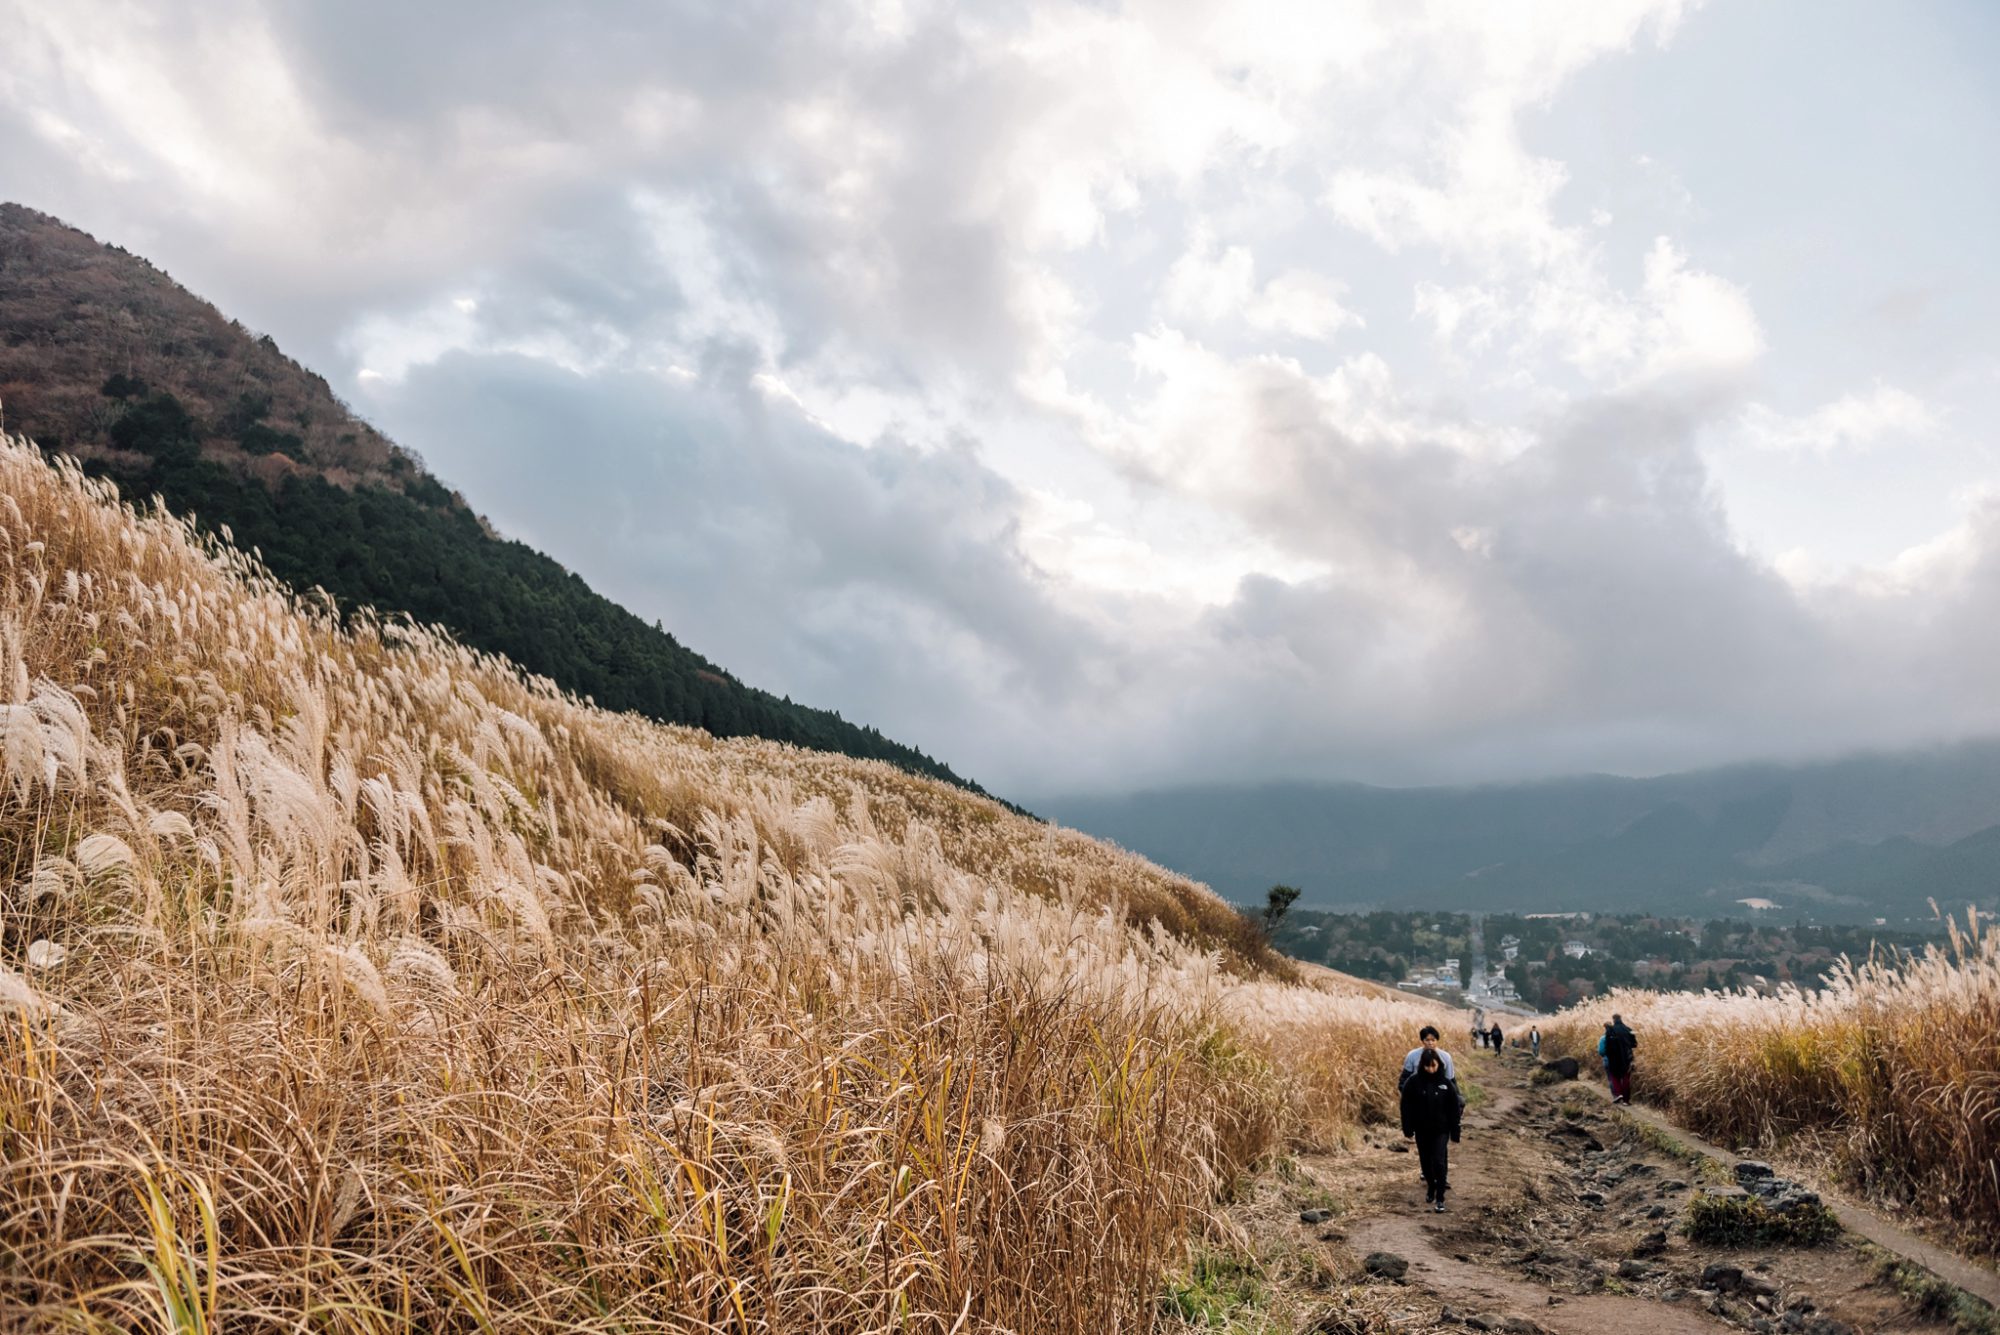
[
  {"xmin": 1248, "ymin": 1045, "xmax": 1986, "ymax": 1335},
  {"xmin": 1596, "ymin": 1087, "xmax": 2000, "ymax": 1312}
]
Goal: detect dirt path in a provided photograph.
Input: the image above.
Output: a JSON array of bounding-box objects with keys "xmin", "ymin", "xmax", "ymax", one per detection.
[
  {"xmin": 1592, "ymin": 1086, "xmax": 2000, "ymax": 1312},
  {"xmin": 1225, "ymin": 1045, "xmax": 1993, "ymax": 1334}
]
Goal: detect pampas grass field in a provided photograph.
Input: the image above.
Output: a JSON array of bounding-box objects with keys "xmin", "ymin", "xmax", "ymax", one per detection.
[
  {"xmin": 0, "ymin": 434, "xmax": 1444, "ymax": 1332},
  {"xmin": 1542, "ymin": 914, "xmax": 2000, "ymax": 1249}
]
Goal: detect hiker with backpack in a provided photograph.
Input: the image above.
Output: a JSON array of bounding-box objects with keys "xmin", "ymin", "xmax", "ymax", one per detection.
[
  {"xmin": 1604, "ymin": 1013, "xmax": 1638, "ymax": 1104},
  {"xmin": 1400, "ymin": 1047, "xmax": 1465, "ymax": 1211}
]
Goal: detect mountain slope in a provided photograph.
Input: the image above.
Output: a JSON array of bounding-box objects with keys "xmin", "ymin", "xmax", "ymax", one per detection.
[
  {"xmin": 0, "ymin": 202, "xmax": 985, "ymax": 793},
  {"xmin": 0, "ymin": 430, "xmax": 1456, "ymax": 1330},
  {"xmin": 1042, "ymin": 743, "xmax": 2000, "ymax": 923}
]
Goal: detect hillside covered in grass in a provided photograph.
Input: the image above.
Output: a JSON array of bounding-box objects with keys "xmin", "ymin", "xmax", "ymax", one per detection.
[
  {"xmin": 0, "ymin": 434, "xmax": 1446, "ymax": 1331},
  {"xmin": 0, "ymin": 203, "xmax": 984, "ymax": 794},
  {"xmin": 1541, "ymin": 918, "xmax": 2000, "ymax": 1255}
]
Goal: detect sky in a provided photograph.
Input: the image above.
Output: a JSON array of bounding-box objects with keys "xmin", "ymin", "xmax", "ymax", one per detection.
[{"xmin": 4, "ymin": 0, "xmax": 2000, "ymax": 799}]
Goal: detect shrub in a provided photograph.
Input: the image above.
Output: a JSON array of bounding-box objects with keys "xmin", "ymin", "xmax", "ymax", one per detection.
[{"xmin": 1683, "ymin": 1192, "xmax": 1840, "ymax": 1247}]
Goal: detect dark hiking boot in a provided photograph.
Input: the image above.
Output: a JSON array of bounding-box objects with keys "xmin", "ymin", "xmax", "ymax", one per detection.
[{"xmin": 1434, "ymin": 1194, "xmax": 1446, "ymax": 1213}]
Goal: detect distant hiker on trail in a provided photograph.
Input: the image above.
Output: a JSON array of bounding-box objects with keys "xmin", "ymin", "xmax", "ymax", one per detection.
[
  {"xmin": 1400, "ymin": 1048, "xmax": 1464, "ymax": 1212},
  {"xmin": 1604, "ymin": 1013, "xmax": 1638, "ymax": 1104},
  {"xmin": 1401, "ymin": 1025, "xmax": 1457, "ymax": 1088},
  {"xmin": 1530, "ymin": 1026, "xmax": 1541, "ymax": 1059},
  {"xmin": 1488, "ymin": 1022, "xmax": 1503, "ymax": 1051},
  {"xmin": 1597, "ymin": 1023, "xmax": 1611, "ymax": 1078}
]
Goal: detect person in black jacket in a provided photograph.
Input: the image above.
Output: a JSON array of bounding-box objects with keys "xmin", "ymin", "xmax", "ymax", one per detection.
[
  {"xmin": 1604, "ymin": 1014, "xmax": 1638, "ymax": 1104},
  {"xmin": 1400, "ymin": 1048, "xmax": 1465, "ymax": 1211}
]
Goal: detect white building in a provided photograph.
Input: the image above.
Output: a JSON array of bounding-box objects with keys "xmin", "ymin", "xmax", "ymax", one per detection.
[{"xmin": 1562, "ymin": 940, "xmax": 1591, "ymax": 959}]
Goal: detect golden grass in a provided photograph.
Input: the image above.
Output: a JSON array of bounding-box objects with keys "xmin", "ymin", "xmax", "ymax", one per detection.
[
  {"xmin": 0, "ymin": 437, "xmax": 1442, "ymax": 1332},
  {"xmin": 1542, "ymin": 915, "xmax": 2000, "ymax": 1249}
]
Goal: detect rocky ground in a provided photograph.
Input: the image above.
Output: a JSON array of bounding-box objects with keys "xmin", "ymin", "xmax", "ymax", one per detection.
[{"xmin": 1174, "ymin": 1045, "xmax": 1999, "ymax": 1334}]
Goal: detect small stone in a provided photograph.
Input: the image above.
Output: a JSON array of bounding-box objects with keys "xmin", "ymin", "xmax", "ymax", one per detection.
[
  {"xmin": 1503, "ymin": 1318, "xmax": 1545, "ymax": 1334},
  {"xmin": 1317, "ymin": 1227, "xmax": 1345, "ymax": 1242},
  {"xmin": 1617, "ymin": 1259, "xmax": 1652, "ymax": 1279},
  {"xmin": 1578, "ymin": 1190, "xmax": 1606, "ymax": 1206},
  {"xmin": 1702, "ymin": 1262, "xmax": 1745, "ymax": 1292},
  {"xmin": 1389, "ymin": 1142, "xmax": 1411, "ymax": 1153},
  {"xmin": 1661, "ymin": 1288, "xmax": 1685, "ymax": 1302},
  {"xmin": 1645, "ymin": 1204, "xmax": 1669, "ymax": 1219},
  {"xmin": 1735, "ymin": 1160, "xmax": 1775, "ymax": 1181},
  {"xmin": 1631, "ymin": 1229, "xmax": 1669, "ymax": 1258},
  {"xmin": 1300, "ymin": 1207, "xmax": 1333, "ymax": 1224},
  {"xmin": 1662, "ymin": 1178, "xmax": 1690, "ymax": 1191},
  {"xmin": 1364, "ymin": 1251, "xmax": 1410, "ymax": 1281}
]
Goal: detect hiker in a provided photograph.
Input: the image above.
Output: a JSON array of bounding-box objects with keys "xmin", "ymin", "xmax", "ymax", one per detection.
[
  {"xmin": 1604, "ymin": 1013, "xmax": 1638, "ymax": 1104},
  {"xmin": 1401, "ymin": 1025, "xmax": 1457, "ymax": 1088},
  {"xmin": 1597, "ymin": 1023, "xmax": 1611, "ymax": 1079},
  {"xmin": 1471, "ymin": 1025, "xmax": 1483, "ymax": 1050},
  {"xmin": 1488, "ymin": 1021, "xmax": 1503, "ymax": 1051},
  {"xmin": 1400, "ymin": 1048, "xmax": 1464, "ymax": 1212},
  {"xmin": 1530, "ymin": 1025, "xmax": 1541, "ymax": 1060}
]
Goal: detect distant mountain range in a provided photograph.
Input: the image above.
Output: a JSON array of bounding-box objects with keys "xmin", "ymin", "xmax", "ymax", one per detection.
[
  {"xmin": 0, "ymin": 203, "xmax": 987, "ymax": 795},
  {"xmin": 1042, "ymin": 742, "xmax": 2000, "ymax": 924}
]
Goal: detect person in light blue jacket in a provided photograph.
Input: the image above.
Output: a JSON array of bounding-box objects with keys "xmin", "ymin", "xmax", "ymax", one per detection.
[{"xmin": 1400, "ymin": 1025, "xmax": 1457, "ymax": 1089}]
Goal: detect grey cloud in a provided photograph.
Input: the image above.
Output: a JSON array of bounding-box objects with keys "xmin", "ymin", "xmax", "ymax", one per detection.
[
  {"xmin": 367, "ymin": 349, "xmax": 1100, "ymax": 780},
  {"xmin": 1023, "ymin": 363, "xmax": 2000, "ymax": 794},
  {"xmin": 10, "ymin": 1, "xmax": 2000, "ymax": 801}
]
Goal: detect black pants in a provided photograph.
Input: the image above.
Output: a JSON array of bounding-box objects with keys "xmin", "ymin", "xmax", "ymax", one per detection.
[{"xmin": 1416, "ymin": 1133, "xmax": 1451, "ymax": 1195}]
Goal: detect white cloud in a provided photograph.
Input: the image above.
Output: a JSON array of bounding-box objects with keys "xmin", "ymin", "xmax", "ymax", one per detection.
[
  {"xmin": 1739, "ymin": 384, "xmax": 1939, "ymax": 456},
  {"xmin": 1161, "ymin": 230, "xmax": 1361, "ymax": 340},
  {"xmin": 12, "ymin": 0, "xmax": 2000, "ymax": 794}
]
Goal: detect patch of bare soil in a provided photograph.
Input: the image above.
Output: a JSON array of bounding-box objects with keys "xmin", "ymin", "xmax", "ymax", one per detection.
[{"xmin": 1220, "ymin": 1046, "xmax": 1971, "ymax": 1335}]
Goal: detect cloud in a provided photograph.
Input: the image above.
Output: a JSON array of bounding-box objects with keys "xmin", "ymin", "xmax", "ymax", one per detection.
[
  {"xmin": 1161, "ymin": 229, "xmax": 1362, "ymax": 340},
  {"xmin": 8, "ymin": 0, "xmax": 2000, "ymax": 798},
  {"xmin": 1739, "ymin": 384, "xmax": 1939, "ymax": 456}
]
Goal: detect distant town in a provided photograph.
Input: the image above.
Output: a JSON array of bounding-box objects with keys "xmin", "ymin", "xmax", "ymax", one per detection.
[{"xmin": 1262, "ymin": 907, "xmax": 1949, "ymax": 1013}]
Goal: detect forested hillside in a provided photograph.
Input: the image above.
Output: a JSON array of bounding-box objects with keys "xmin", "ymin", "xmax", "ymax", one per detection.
[
  {"xmin": 1048, "ymin": 749, "xmax": 2000, "ymax": 924},
  {"xmin": 0, "ymin": 203, "xmax": 984, "ymax": 791}
]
